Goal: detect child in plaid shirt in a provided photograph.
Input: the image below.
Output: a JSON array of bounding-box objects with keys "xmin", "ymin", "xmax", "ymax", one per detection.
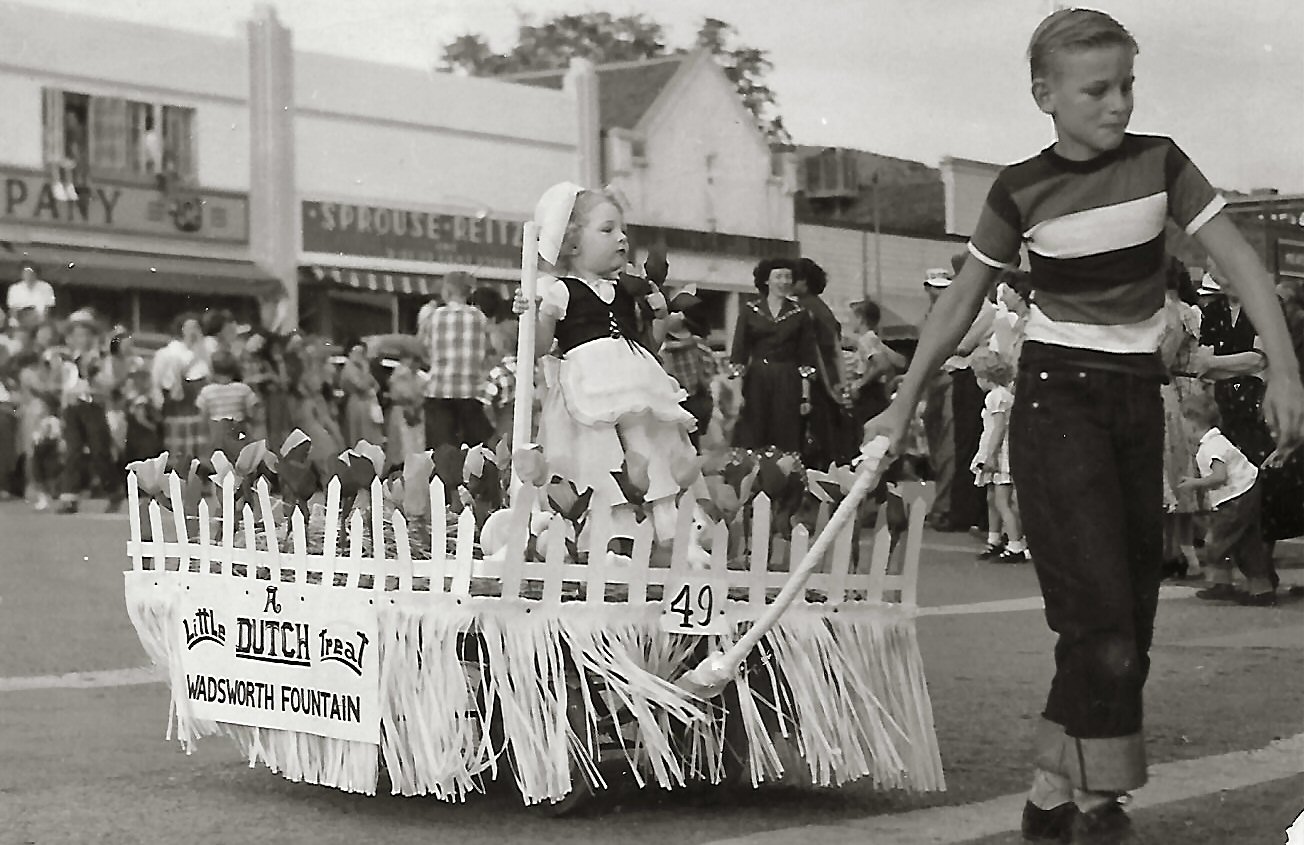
[
  {"xmin": 419, "ymin": 271, "xmax": 493, "ymax": 449},
  {"xmin": 659, "ymin": 309, "xmax": 716, "ymax": 449}
]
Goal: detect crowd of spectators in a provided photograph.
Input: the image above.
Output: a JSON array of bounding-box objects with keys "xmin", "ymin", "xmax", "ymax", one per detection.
[
  {"xmin": 0, "ymin": 263, "xmax": 529, "ymax": 514},
  {"xmin": 918, "ymin": 254, "xmax": 1304, "ymax": 604}
]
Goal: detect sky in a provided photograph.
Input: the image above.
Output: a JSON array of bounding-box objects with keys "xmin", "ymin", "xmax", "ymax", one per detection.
[{"xmin": 25, "ymin": 0, "xmax": 1304, "ymax": 193}]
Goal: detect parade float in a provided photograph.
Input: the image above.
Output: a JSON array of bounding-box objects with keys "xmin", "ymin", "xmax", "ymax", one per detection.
[{"xmin": 122, "ymin": 222, "xmax": 944, "ymax": 810}]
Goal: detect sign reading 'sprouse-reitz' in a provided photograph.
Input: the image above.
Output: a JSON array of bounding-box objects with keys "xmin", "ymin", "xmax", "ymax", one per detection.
[{"xmin": 177, "ymin": 581, "xmax": 380, "ymax": 744}]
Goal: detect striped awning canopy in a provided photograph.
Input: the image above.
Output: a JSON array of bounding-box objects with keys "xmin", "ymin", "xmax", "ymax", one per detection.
[{"xmin": 306, "ymin": 266, "xmax": 438, "ymax": 297}]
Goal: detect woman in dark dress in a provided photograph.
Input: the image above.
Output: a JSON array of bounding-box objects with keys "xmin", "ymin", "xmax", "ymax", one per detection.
[
  {"xmin": 728, "ymin": 258, "xmax": 818, "ymax": 454},
  {"xmin": 794, "ymin": 257, "xmax": 858, "ymax": 468},
  {"xmin": 1265, "ymin": 282, "xmax": 1304, "ymax": 544},
  {"xmin": 1200, "ymin": 279, "xmax": 1304, "ymax": 563}
]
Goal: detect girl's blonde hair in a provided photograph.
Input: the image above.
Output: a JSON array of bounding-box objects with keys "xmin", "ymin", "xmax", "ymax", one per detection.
[
  {"xmin": 970, "ymin": 349, "xmax": 1015, "ymax": 387},
  {"xmin": 553, "ymin": 187, "xmax": 625, "ymax": 272}
]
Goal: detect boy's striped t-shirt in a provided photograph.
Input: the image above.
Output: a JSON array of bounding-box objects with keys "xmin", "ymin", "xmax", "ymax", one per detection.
[
  {"xmin": 196, "ymin": 381, "xmax": 256, "ymax": 421},
  {"xmin": 968, "ymin": 133, "xmax": 1224, "ymax": 355}
]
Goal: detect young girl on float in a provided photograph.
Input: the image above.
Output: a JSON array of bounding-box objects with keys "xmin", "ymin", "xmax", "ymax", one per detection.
[{"xmin": 523, "ymin": 182, "xmax": 701, "ymax": 542}]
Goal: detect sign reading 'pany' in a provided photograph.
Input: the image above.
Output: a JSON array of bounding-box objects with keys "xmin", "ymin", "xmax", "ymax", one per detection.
[
  {"xmin": 1, "ymin": 167, "xmax": 249, "ymax": 243},
  {"xmin": 302, "ymin": 200, "xmax": 524, "ymax": 269}
]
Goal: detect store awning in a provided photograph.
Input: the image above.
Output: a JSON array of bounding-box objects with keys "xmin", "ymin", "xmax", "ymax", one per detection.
[
  {"xmin": 0, "ymin": 243, "xmax": 281, "ymax": 298},
  {"xmin": 304, "ymin": 265, "xmax": 440, "ymax": 297},
  {"xmin": 302, "ymin": 265, "xmax": 524, "ymax": 299}
]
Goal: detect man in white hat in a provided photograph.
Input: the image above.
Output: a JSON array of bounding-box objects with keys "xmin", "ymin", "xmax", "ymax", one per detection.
[
  {"xmin": 944, "ymin": 254, "xmax": 997, "ymax": 536},
  {"xmin": 920, "ymin": 269, "xmax": 959, "ymax": 529},
  {"xmin": 56, "ymin": 309, "xmax": 123, "ymax": 513},
  {"xmin": 1196, "ymin": 272, "xmax": 1222, "ymax": 297}
]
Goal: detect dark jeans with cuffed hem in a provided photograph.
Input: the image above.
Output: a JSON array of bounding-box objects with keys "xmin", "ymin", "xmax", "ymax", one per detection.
[{"xmin": 1010, "ymin": 364, "xmax": 1164, "ymax": 793}]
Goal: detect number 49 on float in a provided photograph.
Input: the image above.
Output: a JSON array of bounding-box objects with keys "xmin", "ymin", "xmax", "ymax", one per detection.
[{"xmin": 659, "ymin": 573, "xmax": 729, "ymax": 636}]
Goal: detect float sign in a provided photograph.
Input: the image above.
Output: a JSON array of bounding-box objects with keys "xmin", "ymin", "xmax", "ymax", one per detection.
[{"xmin": 177, "ymin": 580, "xmax": 380, "ymax": 744}]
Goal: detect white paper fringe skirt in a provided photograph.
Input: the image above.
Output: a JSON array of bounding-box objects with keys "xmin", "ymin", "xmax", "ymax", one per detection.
[{"xmin": 126, "ymin": 580, "xmax": 942, "ymax": 801}]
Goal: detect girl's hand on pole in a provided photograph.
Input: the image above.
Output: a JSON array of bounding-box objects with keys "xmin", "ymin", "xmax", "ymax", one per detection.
[{"xmin": 512, "ymin": 289, "xmax": 531, "ymax": 316}]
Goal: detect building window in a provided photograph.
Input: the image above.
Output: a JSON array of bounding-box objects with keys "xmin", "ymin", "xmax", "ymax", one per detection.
[
  {"xmin": 802, "ymin": 148, "xmax": 858, "ymax": 199},
  {"xmin": 42, "ymin": 88, "xmax": 197, "ymax": 191}
]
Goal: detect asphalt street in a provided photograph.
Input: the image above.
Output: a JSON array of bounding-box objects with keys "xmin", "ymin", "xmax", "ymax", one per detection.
[{"xmin": 1, "ymin": 501, "xmax": 1301, "ymax": 844}]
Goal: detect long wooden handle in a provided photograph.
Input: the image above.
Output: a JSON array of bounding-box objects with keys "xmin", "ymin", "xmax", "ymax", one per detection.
[
  {"xmin": 718, "ymin": 440, "xmax": 889, "ymax": 668},
  {"xmin": 510, "ymin": 222, "xmax": 540, "ymax": 491}
]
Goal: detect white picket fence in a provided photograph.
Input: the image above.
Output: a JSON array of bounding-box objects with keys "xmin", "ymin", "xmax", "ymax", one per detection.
[{"xmin": 126, "ymin": 471, "xmax": 929, "ymax": 615}]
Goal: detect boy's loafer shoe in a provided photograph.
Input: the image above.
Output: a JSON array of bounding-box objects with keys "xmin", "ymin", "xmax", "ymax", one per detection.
[
  {"xmin": 1195, "ymin": 583, "xmax": 1239, "ymax": 602},
  {"xmin": 1021, "ymin": 800, "xmax": 1077, "ymax": 842},
  {"xmin": 1070, "ymin": 800, "xmax": 1132, "ymax": 844},
  {"xmin": 1235, "ymin": 590, "xmax": 1277, "ymax": 607}
]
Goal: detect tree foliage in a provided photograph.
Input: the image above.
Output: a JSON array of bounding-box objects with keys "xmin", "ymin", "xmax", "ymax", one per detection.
[
  {"xmin": 693, "ymin": 18, "xmax": 789, "ymax": 145},
  {"xmin": 438, "ymin": 12, "xmax": 789, "ymax": 144}
]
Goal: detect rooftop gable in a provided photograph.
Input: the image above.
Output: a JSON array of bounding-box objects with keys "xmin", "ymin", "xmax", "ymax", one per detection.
[{"xmin": 508, "ymin": 54, "xmax": 687, "ymax": 131}]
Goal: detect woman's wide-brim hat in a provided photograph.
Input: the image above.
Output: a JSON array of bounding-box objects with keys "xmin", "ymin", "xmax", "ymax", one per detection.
[{"xmin": 668, "ymin": 283, "xmax": 702, "ymax": 311}]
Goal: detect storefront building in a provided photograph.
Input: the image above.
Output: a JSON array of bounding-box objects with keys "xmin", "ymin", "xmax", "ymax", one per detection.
[
  {"xmin": 1221, "ymin": 193, "xmax": 1304, "ymax": 285},
  {"xmin": 0, "ymin": 2, "xmax": 586, "ymax": 341},
  {"xmin": 298, "ymin": 200, "xmax": 533, "ymax": 337},
  {"xmin": 290, "ymin": 47, "xmax": 586, "ymax": 339},
  {"xmin": 794, "ymin": 146, "xmax": 976, "ymax": 335},
  {"xmin": 0, "ymin": 2, "xmax": 274, "ymax": 337}
]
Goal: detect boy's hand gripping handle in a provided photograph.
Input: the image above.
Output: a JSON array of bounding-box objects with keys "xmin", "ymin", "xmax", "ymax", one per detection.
[{"xmin": 675, "ymin": 437, "xmax": 892, "ymax": 699}]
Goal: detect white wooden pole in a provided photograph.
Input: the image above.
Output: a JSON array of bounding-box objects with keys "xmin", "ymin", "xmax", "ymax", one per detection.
[{"xmin": 510, "ymin": 221, "xmax": 540, "ymax": 493}]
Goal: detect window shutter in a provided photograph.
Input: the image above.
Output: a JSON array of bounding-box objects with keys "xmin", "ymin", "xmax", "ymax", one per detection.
[
  {"xmin": 41, "ymin": 89, "xmax": 64, "ymax": 165},
  {"xmin": 164, "ymin": 106, "xmax": 196, "ymax": 184},
  {"xmin": 89, "ymin": 96, "xmax": 129, "ymax": 174}
]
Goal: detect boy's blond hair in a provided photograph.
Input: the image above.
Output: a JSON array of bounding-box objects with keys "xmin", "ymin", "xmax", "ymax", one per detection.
[{"xmin": 1028, "ymin": 8, "xmax": 1138, "ymax": 81}]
